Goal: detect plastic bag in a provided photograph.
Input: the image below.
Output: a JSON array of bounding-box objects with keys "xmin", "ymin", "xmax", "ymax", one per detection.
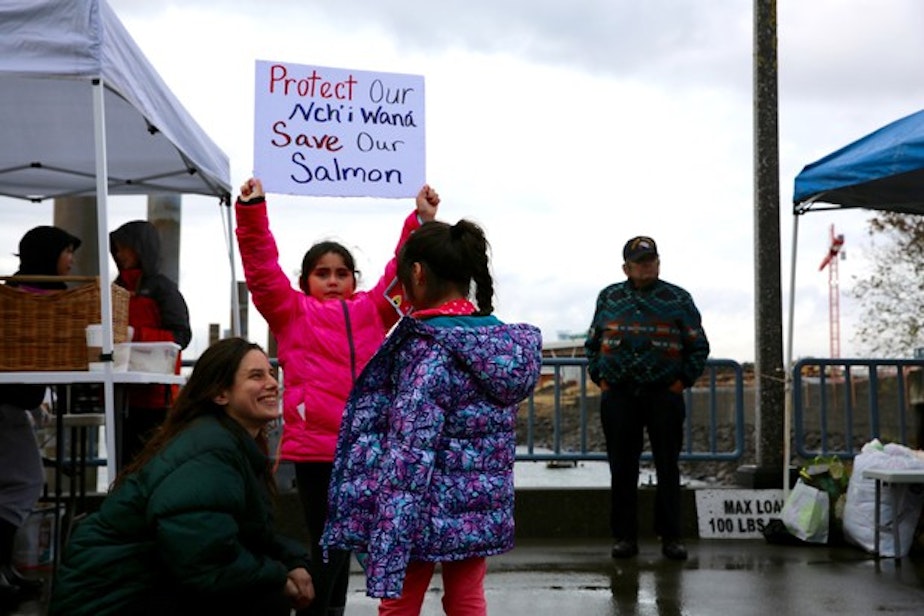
[
  {"xmin": 781, "ymin": 478, "xmax": 830, "ymax": 543},
  {"xmin": 842, "ymin": 439, "xmax": 924, "ymax": 557}
]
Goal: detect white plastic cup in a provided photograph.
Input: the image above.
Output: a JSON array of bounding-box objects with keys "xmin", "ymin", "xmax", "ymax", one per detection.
[
  {"xmin": 85, "ymin": 325, "xmax": 132, "ymax": 369},
  {"xmin": 85, "ymin": 324, "xmax": 103, "ymax": 347},
  {"xmin": 86, "ymin": 324, "xmax": 103, "ymax": 366}
]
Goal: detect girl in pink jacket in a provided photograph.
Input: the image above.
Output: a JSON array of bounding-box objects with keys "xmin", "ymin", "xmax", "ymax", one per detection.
[{"xmin": 235, "ymin": 178, "xmax": 439, "ymax": 616}]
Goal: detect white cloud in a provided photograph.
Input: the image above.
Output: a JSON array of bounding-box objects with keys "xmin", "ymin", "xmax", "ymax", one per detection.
[{"xmin": 3, "ymin": 0, "xmax": 922, "ymax": 362}]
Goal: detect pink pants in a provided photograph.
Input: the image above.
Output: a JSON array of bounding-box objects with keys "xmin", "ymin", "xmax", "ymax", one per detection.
[{"xmin": 378, "ymin": 557, "xmax": 487, "ymax": 616}]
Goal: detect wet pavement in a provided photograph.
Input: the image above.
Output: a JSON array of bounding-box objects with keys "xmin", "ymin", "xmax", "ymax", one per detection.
[
  {"xmin": 6, "ymin": 537, "xmax": 924, "ymax": 615},
  {"xmin": 340, "ymin": 538, "xmax": 924, "ymax": 615},
  {"xmin": 10, "ymin": 457, "xmax": 924, "ymax": 615}
]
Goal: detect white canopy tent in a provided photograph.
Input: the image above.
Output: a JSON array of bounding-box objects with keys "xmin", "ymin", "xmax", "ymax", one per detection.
[{"xmin": 0, "ymin": 0, "xmax": 235, "ymax": 480}]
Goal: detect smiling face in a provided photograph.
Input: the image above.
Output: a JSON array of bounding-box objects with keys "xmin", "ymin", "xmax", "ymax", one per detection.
[
  {"xmin": 306, "ymin": 251, "xmax": 356, "ymax": 301},
  {"xmin": 214, "ymin": 349, "xmax": 280, "ymax": 436}
]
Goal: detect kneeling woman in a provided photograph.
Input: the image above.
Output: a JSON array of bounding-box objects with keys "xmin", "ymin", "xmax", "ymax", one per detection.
[{"xmin": 50, "ymin": 338, "xmax": 315, "ymax": 616}]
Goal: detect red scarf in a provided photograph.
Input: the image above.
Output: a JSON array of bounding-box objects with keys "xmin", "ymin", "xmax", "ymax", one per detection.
[{"xmin": 411, "ymin": 298, "xmax": 477, "ymax": 319}]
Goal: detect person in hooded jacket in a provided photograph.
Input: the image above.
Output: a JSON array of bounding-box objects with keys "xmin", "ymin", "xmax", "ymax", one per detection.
[
  {"xmin": 321, "ymin": 218, "xmax": 543, "ymax": 615},
  {"xmin": 0, "ymin": 226, "xmax": 81, "ymax": 607},
  {"xmin": 109, "ymin": 220, "xmax": 192, "ymax": 470},
  {"xmin": 235, "ymin": 177, "xmax": 439, "ymax": 616}
]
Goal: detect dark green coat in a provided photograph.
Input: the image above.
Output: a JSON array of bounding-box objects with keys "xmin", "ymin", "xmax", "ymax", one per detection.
[{"xmin": 50, "ymin": 414, "xmax": 309, "ymax": 616}]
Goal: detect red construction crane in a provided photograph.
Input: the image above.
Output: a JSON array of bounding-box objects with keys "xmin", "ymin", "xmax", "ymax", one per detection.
[{"xmin": 819, "ymin": 224, "xmax": 845, "ymax": 358}]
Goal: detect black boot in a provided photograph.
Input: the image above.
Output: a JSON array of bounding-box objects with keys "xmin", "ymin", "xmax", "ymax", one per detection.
[
  {"xmin": 0, "ymin": 569, "xmax": 20, "ymax": 603},
  {"xmin": 0, "ymin": 571, "xmax": 19, "ymax": 598},
  {"xmin": 0, "ymin": 565, "xmax": 41, "ymax": 595},
  {"xmin": 0, "ymin": 521, "xmax": 21, "ymax": 608},
  {"xmin": 0, "ymin": 519, "xmax": 41, "ymax": 597}
]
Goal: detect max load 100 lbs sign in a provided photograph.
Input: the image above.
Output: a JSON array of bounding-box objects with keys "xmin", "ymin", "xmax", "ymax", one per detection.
[{"xmin": 695, "ymin": 489, "xmax": 784, "ymax": 539}]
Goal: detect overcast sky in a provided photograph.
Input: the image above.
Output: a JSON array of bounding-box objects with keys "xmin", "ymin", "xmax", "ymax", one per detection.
[{"xmin": 3, "ymin": 0, "xmax": 924, "ymax": 361}]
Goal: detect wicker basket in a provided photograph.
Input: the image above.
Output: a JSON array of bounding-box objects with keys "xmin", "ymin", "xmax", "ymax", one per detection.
[{"xmin": 0, "ymin": 276, "xmax": 131, "ymax": 371}]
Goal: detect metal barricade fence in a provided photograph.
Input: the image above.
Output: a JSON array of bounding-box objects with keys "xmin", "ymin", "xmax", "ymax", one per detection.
[
  {"xmin": 518, "ymin": 357, "xmax": 746, "ymax": 463},
  {"xmin": 183, "ymin": 356, "xmax": 748, "ymax": 465},
  {"xmin": 185, "ymin": 354, "xmax": 924, "ymax": 465},
  {"xmin": 792, "ymin": 357, "xmax": 924, "ymax": 459}
]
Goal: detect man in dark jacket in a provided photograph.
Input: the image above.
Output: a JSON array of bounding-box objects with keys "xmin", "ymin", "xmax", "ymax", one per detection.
[{"xmin": 584, "ymin": 236, "xmax": 709, "ymax": 561}]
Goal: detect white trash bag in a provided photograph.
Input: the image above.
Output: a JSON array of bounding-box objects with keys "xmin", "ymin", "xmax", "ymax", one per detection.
[{"xmin": 842, "ymin": 439, "xmax": 924, "ymax": 557}]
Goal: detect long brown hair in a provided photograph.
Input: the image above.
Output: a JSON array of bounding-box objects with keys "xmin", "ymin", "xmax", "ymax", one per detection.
[{"xmin": 112, "ymin": 337, "xmax": 274, "ymax": 491}]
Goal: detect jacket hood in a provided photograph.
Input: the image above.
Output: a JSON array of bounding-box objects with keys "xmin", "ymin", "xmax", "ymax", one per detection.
[
  {"xmin": 109, "ymin": 220, "xmax": 162, "ymax": 274},
  {"xmin": 405, "ymin": 317, "xmax": 543, "ymax": 406},
  {"xmin": 14, "ymin": 225, "xmax": 81, "ymax": 277}
]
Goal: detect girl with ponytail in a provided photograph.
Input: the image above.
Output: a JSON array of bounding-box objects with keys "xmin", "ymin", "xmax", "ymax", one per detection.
[{"xmin": 322, "ymin": 218, "xmax": 543, "ymax": 615}]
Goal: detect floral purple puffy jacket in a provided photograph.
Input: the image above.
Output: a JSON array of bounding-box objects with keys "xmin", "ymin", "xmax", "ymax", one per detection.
[{"xmin": 321, "ymin": 315, "xmax": 542, "ymax": 597}]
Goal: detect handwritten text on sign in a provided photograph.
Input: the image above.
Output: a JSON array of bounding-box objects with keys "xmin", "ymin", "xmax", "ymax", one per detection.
[
  {"xmin": 254, "ymin": 60, "xmax": 425, "ymax": 198},
  {"xmin": 695, "ymin": 489, "xmax": 784, "ymax": 538}
]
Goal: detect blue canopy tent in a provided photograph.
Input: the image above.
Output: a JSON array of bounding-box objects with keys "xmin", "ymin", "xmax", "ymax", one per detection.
[
  {"xmin": 793, "ymin": 108, "xmax": 924, "ymax": 215},
  {"xmin": 784, "ymin": 108, "xmax": 924, "ymax": 488}
]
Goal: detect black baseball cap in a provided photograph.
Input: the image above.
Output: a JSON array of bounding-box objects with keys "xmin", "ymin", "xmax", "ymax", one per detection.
[{"xmin": 623, "ymin": 236, "xmax": 658, "ymax": 262}]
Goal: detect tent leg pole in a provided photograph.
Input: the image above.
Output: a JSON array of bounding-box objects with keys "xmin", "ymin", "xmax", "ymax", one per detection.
[
  {"xmin": 784, "ymin": 214, "xmax": 800, "ymax": 497},
  {"xmin": 92, "ymin": 77, "xmax": 118, "ymax": 485},
  {"xmin": 226, "ymin": 199, "xmax": 241, "ymax": 337}
]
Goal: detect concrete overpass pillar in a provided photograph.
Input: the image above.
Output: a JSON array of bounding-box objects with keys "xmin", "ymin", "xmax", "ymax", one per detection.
[
  {"xmin": 147, "ymin": 194, "xmax": 181, "ymax": 285},
  {"xmin": 53, "ymin": 196, "xmax": 99, "ymax": 277}
]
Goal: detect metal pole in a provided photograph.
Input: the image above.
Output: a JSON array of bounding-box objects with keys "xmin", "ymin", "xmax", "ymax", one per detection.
[
  {"xmin": 750, "ymin": 0, "xmax": 786, "ymax": 486},
  {"xmin": 784, "ymin": 214, "xmax": 799, "ymax": 496},
  {"xmin": 226, "ymin": 201, "xmax": 241, "ymax": 336},
  {"xmin": 92, "ymin": 77, "xmax": 118, "ymax": 484}
]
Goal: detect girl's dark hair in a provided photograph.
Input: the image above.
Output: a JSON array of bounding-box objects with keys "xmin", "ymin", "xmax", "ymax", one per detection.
[
  {"xmin": 397, "ymin": 220, "xmax": 494, "ymax": 315},
  {"xmin": 113, "ymin": 337, "xmax": 274, "ymax": 491},
  {"xmin": 298, "ymin": 241, "xmax": 359, "ymax": 294},
  {"xmin": 12, "ymin": 226, "xmax": 81, "ymax": 289}
]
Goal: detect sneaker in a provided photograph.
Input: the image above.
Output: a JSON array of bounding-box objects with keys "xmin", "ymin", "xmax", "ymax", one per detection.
[
  {"xmin": 611, "ymin": 540, "xmax": 639, "ymax": 559},
  {"xmin": 661, "ymin": 540, "xmax": 688, "ymax": 561}
]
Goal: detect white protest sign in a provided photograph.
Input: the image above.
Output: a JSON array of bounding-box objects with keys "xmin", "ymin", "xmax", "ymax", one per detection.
[
  {"xmin": 254, "ymin": 60, "xmax": 425, "ymax": 198},
  {"xmin": 695, "ymin": 489, "xmax": 784, "ymax": 538}
]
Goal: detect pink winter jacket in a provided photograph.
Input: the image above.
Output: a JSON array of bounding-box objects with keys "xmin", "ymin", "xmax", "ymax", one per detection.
[{"xmin": 235, "ymin": 199, "xmax": 420, "ymax": 462}]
